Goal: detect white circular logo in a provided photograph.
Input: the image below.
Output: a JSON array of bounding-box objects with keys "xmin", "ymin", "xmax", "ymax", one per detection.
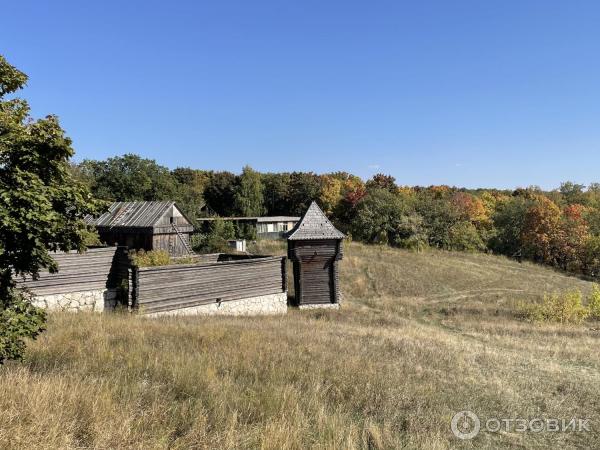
[{"xmin": 451, "ymin": 410, "xmax": 481, "ymax": 440}]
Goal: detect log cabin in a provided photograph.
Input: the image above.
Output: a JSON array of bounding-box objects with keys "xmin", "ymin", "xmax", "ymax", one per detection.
[{"xmin": 87, "ymin": 201, "xmax": 194, "ymax": 256}]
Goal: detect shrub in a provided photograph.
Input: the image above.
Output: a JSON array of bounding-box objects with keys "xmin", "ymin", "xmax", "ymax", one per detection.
[
  {"xmin": 587, "ymin": 284, "xmax": 600, "ymax": 320},
  {"xmin": 0, "ymin": 291, "xmax": 46, "ymax": 363},
  {"xmin": 82, "ymin": 228, "xmax": 104, "ymax": 247},
  {"xmin": 520, "ymin": 290, "xmax": 589, "ymax": 324},
  {"xmin": 130, "ymin": 249, "xmax": 171, "ymax": 267}
]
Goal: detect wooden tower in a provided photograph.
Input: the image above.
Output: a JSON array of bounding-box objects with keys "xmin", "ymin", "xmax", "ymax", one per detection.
[{"xmin": 287, "ymin": 201, "xmax": 345, "ymax": 308}]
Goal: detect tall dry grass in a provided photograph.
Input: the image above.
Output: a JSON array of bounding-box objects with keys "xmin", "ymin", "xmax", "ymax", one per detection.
[{"xmin": 1, "ymin": 242, "xmax": 600, "ymax": 449}]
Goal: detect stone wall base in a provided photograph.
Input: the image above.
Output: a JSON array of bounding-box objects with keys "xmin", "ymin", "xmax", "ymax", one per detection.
[
  {"xmin": 32, "ymin": 289, "xmax": 117, "ymax": 312},
  {"xmin": 298, "ymin": 303, "xmax": 340, "ymax": 310},
  {"xmin": 144, "ymin": 292, "xmax": 288, "ymax": 317}
]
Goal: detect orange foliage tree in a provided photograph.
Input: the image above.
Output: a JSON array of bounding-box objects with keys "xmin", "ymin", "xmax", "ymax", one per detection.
[{"xmin": 521, "ymin": 196, "xmax": 562, "ymax": 265}]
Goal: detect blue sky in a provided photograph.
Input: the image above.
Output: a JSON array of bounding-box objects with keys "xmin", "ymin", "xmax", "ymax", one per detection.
[{"xmin": 2, "ymin": 1, "xmax": 600, "ymax": 189}]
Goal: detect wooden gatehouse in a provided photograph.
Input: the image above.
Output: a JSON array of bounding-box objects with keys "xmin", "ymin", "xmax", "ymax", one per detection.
[{"xmin": 287, "ymin": 201, "xmax": 345, "ymax": 308}]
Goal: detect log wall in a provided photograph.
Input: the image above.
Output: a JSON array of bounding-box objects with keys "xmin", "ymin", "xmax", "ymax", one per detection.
[
  {"xmin": 131, "ymin": 256, "xmax": 287, "ymax": 315},
  {"xmin": 15, "ymin": 247, "xmax": 129, "ymax": 297},
  {"xmin": 288, "ymin": 239, "xmax": 343, "ymax": 306}
]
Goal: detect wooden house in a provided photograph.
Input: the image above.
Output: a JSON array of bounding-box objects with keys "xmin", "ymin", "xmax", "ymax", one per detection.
[
  {"xmin": 287, "ymin": 201, "xmax": 345, "ymax": 308},
  {"xmin": 87, "ymin": 201, "xmax": 194, "ymax": 256}
]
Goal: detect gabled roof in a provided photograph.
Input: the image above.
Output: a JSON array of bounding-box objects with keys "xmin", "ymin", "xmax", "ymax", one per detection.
[
  {"xmin": 86, "ymin": 201, "xmax": 189, "ymax": 228},
  {"xmin": 287, "ymin": 201, "xmax": 345, "ymax": 241}
]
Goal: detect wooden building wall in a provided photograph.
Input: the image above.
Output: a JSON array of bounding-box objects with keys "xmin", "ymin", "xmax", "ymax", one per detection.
[
  {"xmin": 288, "ymin": 239, "xmax": 342, "ymax": 306},
  {"xmin": 130, "ymin": 256, "xmax": 287, "ymax": 315},
  {"xmin": 152, "ymin": 232, "xmax": 192, "ymax": 256},
  {"xmin": 96, "ymin": 205, "xmax": 194, "ymax": 257},
  {"xmin": 98, "ymin": 229, "xmax": 153, "ymax": 251},
  {"xmin": 15, "ymin": 247, "xmax": 129, "ymax": 297}
]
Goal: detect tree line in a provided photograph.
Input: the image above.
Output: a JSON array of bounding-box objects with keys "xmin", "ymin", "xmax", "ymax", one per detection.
[{"xmin": 74, "ymin": 154, "xmax": 600, "ymax": 278}]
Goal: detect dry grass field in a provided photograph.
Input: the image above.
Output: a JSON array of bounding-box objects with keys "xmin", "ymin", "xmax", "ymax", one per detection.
[{"xmin": 2, "ymin": 242, "xmax": 600, "ymax": 449}]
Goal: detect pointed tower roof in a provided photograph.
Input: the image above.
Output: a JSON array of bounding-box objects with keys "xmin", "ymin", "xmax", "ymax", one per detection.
[{"xmin": 287, "ymin": 201, "xmax": 345, "ymax": 241}]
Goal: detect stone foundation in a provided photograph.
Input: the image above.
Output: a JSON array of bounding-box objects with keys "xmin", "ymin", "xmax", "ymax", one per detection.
[
  {"xmin": 298, "ymin": 303, "xmax": 340, "ymax": 310},
  {"xmin": 32, "ymin": 289, "xmax": 118, "ymax": 312},
  {"xmin": 144, "ymin": 292, "xmax": 288, "ymax": 317}
]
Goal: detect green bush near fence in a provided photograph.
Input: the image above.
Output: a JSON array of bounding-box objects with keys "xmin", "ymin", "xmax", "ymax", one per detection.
[{"xmin": 129, "ymin": 250, "xmax": 171, "ymax": 267}]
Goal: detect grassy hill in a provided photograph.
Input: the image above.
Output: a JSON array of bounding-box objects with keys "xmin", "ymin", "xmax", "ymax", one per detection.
[{"xmin": 1, "ymin": 243, "xmax": 600, "ymax": 449}]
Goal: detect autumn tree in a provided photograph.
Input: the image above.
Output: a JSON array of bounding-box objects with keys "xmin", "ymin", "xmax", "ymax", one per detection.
[
  {"xmin": 554, "ymin": 204, "xmax": 589, "ymax": 271},
  {"xmin": 319, "ymin": 175, "xmax": 344, "ymax": 216},
  {"xmin": 366, "ymin": 173, "xmax": 398, "ymax": 193},
  {"xmin": 451, "ymin": 192, "xmax": 488, "ymax": 225},
  {"xmin": 0, "ymin": 55, "xmax": 99, "ymax": 362},
  {"xmin": 521, "ymin": 196, "xmax": 562, "ymax": 265}
]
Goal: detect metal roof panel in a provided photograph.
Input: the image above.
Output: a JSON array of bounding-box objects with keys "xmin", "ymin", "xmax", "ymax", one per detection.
[{"xmin": 86, "ymin": 201, "xmax": 175, "ymax": 228}]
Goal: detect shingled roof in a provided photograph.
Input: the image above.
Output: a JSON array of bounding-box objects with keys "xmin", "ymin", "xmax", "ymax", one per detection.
[
  {"xmin": 287, "ymin": 201, "xmax": 345, "ymax": 241},
  {"xmin": 86, "ymin": 201, "xmax": 182, "ymax": 228}
]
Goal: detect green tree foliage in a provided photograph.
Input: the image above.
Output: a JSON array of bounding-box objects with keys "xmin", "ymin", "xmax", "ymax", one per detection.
[
  {"xmin": 350, "ymin": 189, "xmax": 428, "ymax": 249},
  {"xmin": 489, "ymin": 195, "xmax": 532, "ymax": 258},
  {"xmin": 171, "ymin": 167, "xmax": 210, "ymax": 220},
  {"xmin": 350, "ymin": 189, "xmax": 407, "ymax": 245},
  {"xmin": 262, "ymin": 173, "xmax": 292, "ymax": 216},
  {"xmin": 285, "ymin": 172, "xmax": 322, "ymax": 216},
  {"xmin": 234, "ymin": 165, "xmax": 265, "ymax": 216},
  {"xmin": 582, "ymin": 236, "xmax": 600, "ymax": 277},
  {"xmin": 78, "ymin": 154, "xmax": 178, "ymax": 202},
  {"xmin": 191, "ymin": 219, "xmax": 235, "ymax": 253},
  {"xmin": 415, "ymin": 190, "xmax": 461, "ymax": 249},
  {"xmin": 447, "ymin": 221, "xmax": 486, "ymax": 252},
  {"xmin": 203, "ymin": 171, "xmax": 237, "ymax": 216},
  {"xmin": 0, "ymin": 55, "xmax": 99, "ymax": 363},
  {"xmin": 559, "ymin": 181, "xmax": 587, "ymax": 206}
]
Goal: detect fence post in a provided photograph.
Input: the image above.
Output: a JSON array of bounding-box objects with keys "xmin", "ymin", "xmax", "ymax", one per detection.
[
  {"xmin": 128, "ymin": 266, "xmax": 139, "ymax": 311},
  {"xmin": 281, "ymin": 257, "xmax": 287, "ymax": 293}
]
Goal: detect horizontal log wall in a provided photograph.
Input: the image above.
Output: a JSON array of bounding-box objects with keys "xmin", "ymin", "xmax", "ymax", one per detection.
[
  {"xmin": 132, "ymin": 256, "xmax": 286, "ymax": 314},
  {"xmin": 288, "ymin": 239, "xmax": 343, "ymax": 306},
  {"xmin": 15, "ymin": 247, "xmax": 129, "ymax": 297}
]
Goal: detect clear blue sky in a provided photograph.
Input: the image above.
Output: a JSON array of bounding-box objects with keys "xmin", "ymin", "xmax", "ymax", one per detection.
[{"xmin": 3, "ymin": 1, "xmax": 600, "ymax": 189}]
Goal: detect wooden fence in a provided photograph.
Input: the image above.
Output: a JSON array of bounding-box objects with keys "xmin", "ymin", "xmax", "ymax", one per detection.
[
  {"xmin": 130, "ymin": 255, "xmax": 287, "ymax": 314},
  {"xmin": 16, "ymin": 247, "xmax": 129, "ymax": 297}
]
